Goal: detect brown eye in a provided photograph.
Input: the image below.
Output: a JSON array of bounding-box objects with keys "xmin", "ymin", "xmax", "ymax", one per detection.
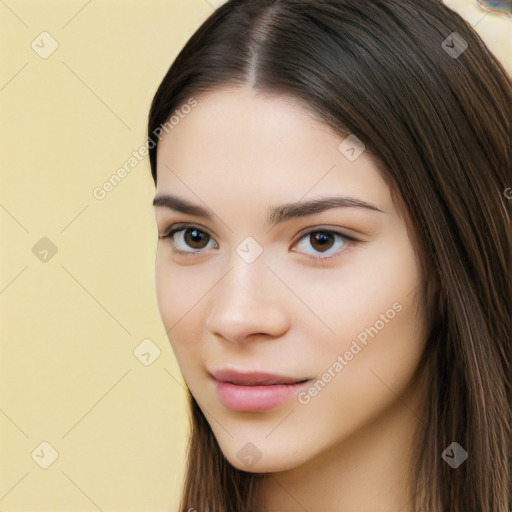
[
  {"xmin": 309, "ymin": 232, "xmax": 335, "ymax": 252},
  {"xmin": 160, "ymin": 225, "xmax": 218, "ymax": 255},
  {"xmin": 183, "ymin": 228, "xmax": 210, "ymax": 249},
  {"xmin": 293, "ymin": 229, "xmax": 353, "ymax": 260}
]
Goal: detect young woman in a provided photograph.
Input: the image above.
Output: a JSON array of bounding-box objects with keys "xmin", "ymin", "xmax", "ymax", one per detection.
[{"xmin": 147, "ymin": 1, "xmax": 511, "ymax": 510}]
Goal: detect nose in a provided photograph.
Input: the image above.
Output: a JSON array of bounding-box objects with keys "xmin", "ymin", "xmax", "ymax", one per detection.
[{"xmin": 205, "ymin": 257, "xmax": 290, "ymax": 344}]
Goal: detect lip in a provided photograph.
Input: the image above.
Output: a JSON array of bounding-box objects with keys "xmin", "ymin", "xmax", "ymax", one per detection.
[
  {"xmin": 209, "ymin": 368, "xmax": 313, "ymax": 411},
  {"xmin": 210, "ymin": 368, "xmax": 310, "ymax": 386}
]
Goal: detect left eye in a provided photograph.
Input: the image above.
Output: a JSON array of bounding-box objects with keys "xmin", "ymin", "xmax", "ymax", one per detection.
[
  {"xmin": 159, "ymin": 225, "xmax": 354, "ymax": 259},
  {"xmin": 293, "ymin": 230, "xmax": 350, "ymax": 258}
]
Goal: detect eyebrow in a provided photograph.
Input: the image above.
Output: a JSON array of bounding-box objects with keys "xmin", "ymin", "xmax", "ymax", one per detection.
[{"xmin": 153, "ymin": 193, "xmax": 384, "ymax": 226}]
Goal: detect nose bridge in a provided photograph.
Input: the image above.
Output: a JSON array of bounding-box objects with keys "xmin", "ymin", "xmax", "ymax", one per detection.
[
  {"xmin": 205, "ymin": 248, "xmax": 288, "ymax": 341},
  {"xmin": 217, "ymin": 252, "xmax": 269, "ymax": 313}
]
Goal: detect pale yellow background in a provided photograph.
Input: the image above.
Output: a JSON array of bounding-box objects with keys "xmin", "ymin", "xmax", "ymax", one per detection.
[{"xmin": 0, "ymin": 1, "xmax": 509, "ymax": 511}]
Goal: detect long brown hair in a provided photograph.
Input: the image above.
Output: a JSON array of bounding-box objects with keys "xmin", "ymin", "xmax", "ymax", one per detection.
[{"xmin": 147, "ymin": 1, "xmax": 512, "ymax": 510}]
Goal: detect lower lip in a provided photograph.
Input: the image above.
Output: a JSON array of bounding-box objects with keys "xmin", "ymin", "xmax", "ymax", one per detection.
[{"xmin": 214, "ymin": 379, "xmax": 312, "ymax": 411}]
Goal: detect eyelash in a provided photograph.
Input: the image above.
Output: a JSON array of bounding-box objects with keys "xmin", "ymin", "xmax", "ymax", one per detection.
[{"xmin": 159, "ymin": 223, "xmax": 359, "ymax": 263}]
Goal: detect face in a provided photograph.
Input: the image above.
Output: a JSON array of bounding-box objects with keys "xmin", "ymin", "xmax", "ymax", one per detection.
[{"xmin": 153, "ymin": 87, "xmax": 427, "ymax": 473}]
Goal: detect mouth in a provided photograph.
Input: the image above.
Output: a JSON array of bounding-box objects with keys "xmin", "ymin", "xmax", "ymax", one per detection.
[
  {"xmin": 209, "ymin": 368, "xmax": 312, "ymax": 386},
  {"xmin": 209, "ymin": 368, "xmax": 313, "ymax": 411}
]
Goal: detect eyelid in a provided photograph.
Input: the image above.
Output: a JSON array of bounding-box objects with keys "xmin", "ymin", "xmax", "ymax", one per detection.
[
  {"xmin": 159, "ymin": 221, "xmax": 217, "ymax": 238},
  {"xmin": 159, "ymin": 223, "xmax": 218, "ymax": 255},
  {"xmin": 159, "ymin": 222, "xmax": 361, "ymax": 259},
  {"xmin": 160, "ymin": 222, "xmax": 360, "ymax": 241},
  {"xmin": 158, "ymin": 222, "xmax": 363, "ymax": 249},
  {"xmin": 291, "ymin": 224, "xmax": 360, "ymax": 244},
  {"xmin": 290, "ymin": 226, "xmax": 359, "ymax": 263}
]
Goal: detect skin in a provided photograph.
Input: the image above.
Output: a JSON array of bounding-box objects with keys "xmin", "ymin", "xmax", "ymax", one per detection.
[{"xmin": 153, "ymin": 87, "xmax": 428, "ymax": 511}]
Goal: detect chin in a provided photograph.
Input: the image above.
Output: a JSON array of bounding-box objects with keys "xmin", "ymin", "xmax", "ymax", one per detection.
[
  {"xmin": 227, "ymin": 455, "xmax": 299, "ymax": 474},
  {"xmin": 219, "ymin": 440, "xmax": 310, "ymax": 474}
]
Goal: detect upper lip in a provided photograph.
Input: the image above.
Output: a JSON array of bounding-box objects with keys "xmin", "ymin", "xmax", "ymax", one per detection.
[{"xmin": 209, "ymin": 368, "xmax": 311, "ymax": 386}]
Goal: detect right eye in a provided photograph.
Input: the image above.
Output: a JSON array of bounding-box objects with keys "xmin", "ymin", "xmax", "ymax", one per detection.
[{"xmin": 159, "ymin": 224, "xmax": 218, "ymax": 255}]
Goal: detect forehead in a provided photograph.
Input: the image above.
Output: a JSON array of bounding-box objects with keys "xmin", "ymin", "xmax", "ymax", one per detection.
[
  {"xmin": 154, "ymin": 88, "xmax": 392, "ymax": 218},
  {"xmin": 156, "ymin": 88, "xmax": 337, "ymax": 170}
]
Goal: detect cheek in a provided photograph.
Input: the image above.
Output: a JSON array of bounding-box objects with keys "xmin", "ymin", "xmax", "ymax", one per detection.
[
  {"xmin": 289, "ymin": 225, "xmax": 422, "ymax": 360},
  {"xmin": 154, "ymin": 252, "xmax": 207, "ymax": 364},
  {"xmin": 294, "ymin": 289, "xmax": 426, "ymax": 452},
  {"xmin": 155, "ymin": 250, "xmax": 211, "ymax": 328},
  {"xmin": 345, "ymin": 293, "xmax": 425, "ymax": 388},
  {"xmin": 301, "ymin": 268, "xmax": 426, "ymax": 434},
  {"xmin": 339, "ymin": 220, "xmax": 422, "ymax": 339},
  {"xmin": 297, "ymin": 225, "xmax": 425, "ymax": 408}
]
